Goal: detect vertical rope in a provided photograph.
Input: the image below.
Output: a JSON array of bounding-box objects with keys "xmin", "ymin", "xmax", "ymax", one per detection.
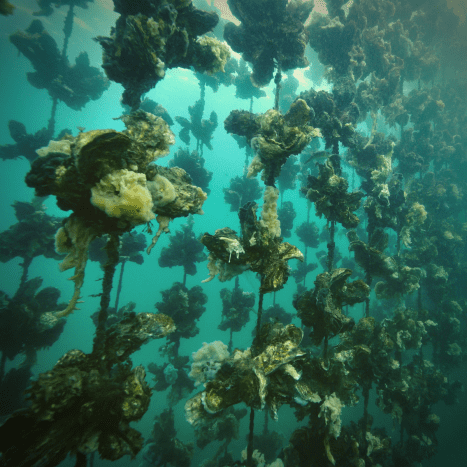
[
  {"xmin": 92, "ymin": 234, "xmax": 120, "ymax": 362},
  {"xmin": 246, "ymin": 408, "xmax": 255, "ymax": 466},
  {"xmin": 255, "ymin": 287, "xmax": 264, "ymax": 343},
  {"xmin": 323, "ymin": 335, "xmax": 329, "ymax": 362},
  {"xmin": 114, "ymin": 258, "xmax": 126, "ymax": 316},
  {"xmin": 198, "ymin": 79, "xmax": 206, "ymax": 156},
  {"xmin": 19, "ymin": 256, "xmax": 33, "ymax": 289},
  {"xmin": 362, "ymin": 383, "xmax": 370, "ymax": 441},
  {"xmin": 365, "ymin": 219, "xmax": 375, "ymax": 318},
  {"xmin": 246, "ymin": 275, "xmax": 265, "ymax": 466},
  {"xmin": 0, "ymin": 353, "xmax": 6, "ymax": 386},
  {"xmin": 74, "ymin": 452, "xmax": 86, "ymax": 467},
  {"xmin": 274, "ymin": 67, "xmax": 282, "ymax": 111},
  {"xmin": 228, "ymin": 276, "xmax": 240, "ymax": 352},
  {"xmin": 418, "ymin": 286, "xmax": 423, "ymax": 363},
  {"xmin": 62, "ymin": 4, "xmax": 74, "ymax": 60},
  {"xmin": 228, "ymin": 328, "xmax": 233, "ymax": 353},
  {"xmin": 47, "ymin": 97, "xmax": 58, "ymax": 138},
  {"xmin": 327, "ymin": 221, "xmax": 335, "ymax": 273}
]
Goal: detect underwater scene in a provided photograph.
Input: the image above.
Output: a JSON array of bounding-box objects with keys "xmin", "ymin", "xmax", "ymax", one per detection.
[{"xmin": 1, "ymin": 0, "xmax": 467, "ymax": 466}]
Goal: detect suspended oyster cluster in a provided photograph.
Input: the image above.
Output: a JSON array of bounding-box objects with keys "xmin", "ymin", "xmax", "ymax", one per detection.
[
  {"xmin": 33, "ymin": 0, "xmax": 93, "ymax": 17},
  {"xmin": 224, "ymin": 0, "xmax": 313, "ymax": 87},
  {"xmin": 225, "ymin": 99, "xmax": 320, "ymax": 185},
  {"xmin": 155, "ymin": 282, "xmax": 207, "ymax": 341},
  {"xmin": 377, "ymin": 358, "xmax": 458, "ymax": 465},
  {"xmin": 0, "ymin": 276, "xmax": 66, "ymax": 375},
  {"xmin": 307, "ymin": 0, "xmax": 441, "ymax": 120},
  {"xmin": 299, "ymin": 88, "xmax": 358, "ymax": 151},
  {"xmin": 103, "ymin": 311, "xmax": 176, "ymax": 364},
  {"xmin": 338, "ymin": 316, "xmax": 399, "ymax": 387},
  {"xmin": 232, "ymin": 58, "xmax": 267, "ymax": 100},
  {"xmin": 195, "ymin": 406, "xmax": 247, "ymax": 451},
  {"xmin": 284, "ymin": 412, "xmax": 392, "ymax": 467},
  {"xmin": 26, "ymin": 111, "xmax": 206, "ymax": 229},
  {"xmin": 291, "ymin": 261, "xmax": 318, "ymax": 284},
  {"xmin": 158, "ymin": 217, "xmax": 207, "ymax": 277},
  {"xmin": 0, "ymin": 0, "xmax": 14, "ymax": 15},
  {"xmin": 10, "ymin": 20, "xmax": 109, "ymax": 110},
  {"xmin": 202, "ymin": 194, "xmax": 303, "ymax": 293},
  {"xmin": 0, "ymin": 201, "xmax": 62, "ymax": 265},
  {"xmin": 0, "ymin": 311, "xmax": 175, "ymax": 465},
  {"xmin": 275, "ymin": 343, "xmax": 363, "ymax": 464},
  {"xmin": 0, "ymin": 120, "xmax": 66, "ymax": 163},
  {"xmin": 293, "ymin": 268, "xmax": 369, "ymax": 346},
  {"xmin": 96, "ymin": 0, "xmax": 230, "ymax": 108},
  {"xmin": 347, "ymin": 230, "xmax": 423, "ymax": 299},
  {"xmin": 303, "ymin": 158, "xmax": 364, "ymax": 229},
  {"xmin": 278, "ymin": 201, "xmax": 297, "ymax": 238},
  {"xmin": 169, "ymin": 147, "xmax": 213, "ymax": 195},
  {"xmin": 25, "ymin": 111, "xmax": 207, "ymax": 316},
  {"xmin": 381, "ymin": 307, "xmax": 431, "ymax": 352},
  {"xmin": 175, "ymin": 97, "xmax": 218, "ymax": 154},
  {"xmin": 219, "ymin": 286, "xmax": 255, "ymax": 333},
  {"xmin": 143, "ymin": 408, "xmax": 194, "ymax": 467},
  {"xmin": 185, "ymin": 322, "xmax": 306, "ymax": 423},
  {"xmin": 348, "ymin": 134, "xmax": 410, "ymax": 233},
  {"xmin": 0, "ymin": 352, "xmax": 150, "ymax": 463},
  {"xmin": 223, "ymin": 175, "xmax": 262, "ymax": 212},
  {"xmin": 295, "ymin": 221, "xmax": 320, "ymax": 249}
]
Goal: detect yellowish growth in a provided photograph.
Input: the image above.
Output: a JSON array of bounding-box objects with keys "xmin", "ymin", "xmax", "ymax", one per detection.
[
  {"xmin": 371, "ymin": 142, "xmax": 394, "ymax": 204},
  {"xmin": 202, "ymin": 253, "xmax": 220, "ymax": 283},
  {"xmin": 55, "ymin": 165, "xmax": 67, "ymax": 182},
  {"xmin": 194, "ymin": 187, "xmax": 208, "ymax": 214},
  {"xmin": 91, "ymin": 169, "xmax": 155, "ymax": 226},
  {"xmin": 400, "ymin": 226, "xmax": 412, "ymax": 248},
  {"xmin": 54, "ymin": 217, "xmax": 97, "ymax": 318},
  {"xmin": 189, "ymin": 341, "xmax": 230, "ymax": 386},
  {"xmin": 202, "ymin": 253, "xmax": 249, "ymax": 283},
  {"xmin": 219, "ymin": 237, "xmax": 245, "ymax": 262},
  {"xmin": 39, "ymin": 311, "xmax": 61, "ymax": 330},
  {"xmin": 121, "ymin": 111, "xmax": 175, "ymax": 163},
  {"xmin": 319, "ymin": 393, "xmax": 344, "ymax": 465},
  {"xmin": 55, "ymin": 227, "xmax": 71, "ymax": 255},
  {"xmin": 196, "ymin": 36, "xmax": 231, "ymax": 74},
  {"xmin": 241, "ymin": 450, "xmax": 268, "ymax": 467},
  {"xmin": 36, "ymin": 139, "xmax": 72, "ymax": 157},
  {"xmin": 444, "ymin": 230, "xmax": 454, "ymax": 240},
  {"xmin": 247, "ymin": 154, "xmax": 264, "ymax": 179},
  {"xmin": 260, "ymin": 186, "xmax": 281, "ymax": 238},
  {"xmin": 447, "ymin": 343, "xmax": 462, "ymax": 356},
  {"xmin": 249, "ymin": 232, "xmax": 257, "ymax": 246},
  {"xmin": 373, "ymin": 203, "xmax": 383, "ymax": 219},
  {"xmin": 147, "ymin": 215, "xmax": 171, "ymax": 254},
  {"xmin": 451, "ymin": 183, "xmax": 461, "ymax": 199},
  {"xmin": 435, "ymin": 185, "xmax": 446, "ymax": 196},
  {"xmin": 147, "ymin": 174, "xmax": 177, "ymax": 208},
  {"xmin": 328, "ymin": 175, "xmax": 341, "ymax": 187},
  {"xmin": 401, "ymin": 202, "xmax": 428, "ymax": 248},
  {"xmin": 406, "ymin": 202, "xmax": 427, "ymax": 226}
]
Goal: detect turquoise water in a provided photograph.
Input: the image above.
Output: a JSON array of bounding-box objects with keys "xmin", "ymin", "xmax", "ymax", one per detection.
[{"xmin": 0, "ymin": 1, "xmax": 466, "ymax": 466}]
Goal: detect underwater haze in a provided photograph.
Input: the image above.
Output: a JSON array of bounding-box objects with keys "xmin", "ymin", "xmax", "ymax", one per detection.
[{"xmin": 1, "ymin": 1, "xmax": 467, "ymax": 467}]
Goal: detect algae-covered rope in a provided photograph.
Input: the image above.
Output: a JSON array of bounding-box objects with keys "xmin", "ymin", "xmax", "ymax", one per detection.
[{"xmin": 92, "ymin": 234, "xmax": 120, "ymax": 362}]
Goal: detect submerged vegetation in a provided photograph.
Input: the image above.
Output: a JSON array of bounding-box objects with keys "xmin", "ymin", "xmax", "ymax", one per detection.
[{"xmin": 1, "ymin": 1, "xmax": 467, "ymax": 467}]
